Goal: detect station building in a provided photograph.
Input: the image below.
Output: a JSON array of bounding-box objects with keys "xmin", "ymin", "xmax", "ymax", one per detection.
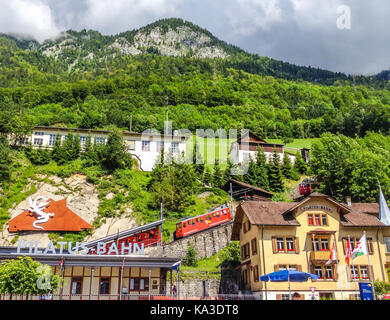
[{"xmin": 232, "ymin": 193, "xmax": 390, "ymax": 300}]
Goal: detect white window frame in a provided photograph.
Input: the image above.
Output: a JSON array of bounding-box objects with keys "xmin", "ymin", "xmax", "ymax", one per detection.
[{"xmin": 142, "ymin": 141, "xmax": 150, "ymax": 152}]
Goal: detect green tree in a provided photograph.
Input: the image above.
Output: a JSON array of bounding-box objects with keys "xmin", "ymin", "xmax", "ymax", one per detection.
[
  {"xmin": 267, "ymin": 150, "xmax": 284, "ymax": 193},
  {"xmin": 183, "ymin": 243, "xmax": 198, "ymax": 267},
  {"xmin": 0, "ymin": 136, "xmax": 12, "ymax": 183},
  {"xmin": 0, "ymin": 256, "xmax": 63, "ymax": 299},
  {"xmin": 294, "ymin": 152, "xmax": 308, "ymax": 175},
  {"xmin": 98, "ymin": 128, "xmax": 133, "ymax": 172}
]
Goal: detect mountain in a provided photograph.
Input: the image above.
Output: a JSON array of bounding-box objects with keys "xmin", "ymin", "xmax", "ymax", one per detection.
[{"xmin": 1, "ymin": 17, "xmax": 383, "ymax": 87}]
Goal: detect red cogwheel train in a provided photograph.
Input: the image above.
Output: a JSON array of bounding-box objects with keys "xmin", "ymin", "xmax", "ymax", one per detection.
[{"xmin": 175, "ymin": 205, "xmax": 232, "ymax": 239}]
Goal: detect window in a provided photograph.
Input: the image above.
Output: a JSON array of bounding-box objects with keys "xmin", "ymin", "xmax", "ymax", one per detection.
[
  {"xmin": 351, "ymin": 266, "xmax": 359, "ymax": 281},
  {"xmin": 156, "ymin": 141, "xmax": 164, "ymax": 153},
  {"xmin": 253, "ymin": 265, "xmax": 259, "ymax": 282},
  {"xmin": 277, "ymin": 265, "xmax": 297, "ymax": 271},
  {"xmin": 34, "ymin": 138, "xmax": 43, "ymax": 146},
  {"xmin": 95, "ymin": 137, "xmax": 106, "ymax": 145},
  {"xmin": 18, "ymin": 137, "xmax": 29, "ymax": 145},
  {"xmin": 343, "ymin": 237, "xmax": 374, "ymax": 255},
  {"xmin": 34, "ymin": 131, "xmax": 44, "ymax": 136},
  {"xmin": 99, "ymin": 278, "xmax": 110, "ymax": 294},
  {"xmin": 49, "ymin": 134, "xmax": 57, "ymax": 146},
  {"xmin": 80, "ymin": 136, "xmax": 87, "ymax": 145},
  {"xmin": 385, "ymin": 237, "xmax": 390, "ymax": 253},
  {"xmin": 251, "ymin": 238, "xmax": 258, "ymax": 255},
  {"xmin": 127, "ymin": 140, "xmax": 136, "ymax": 151},
  {"xmin": 241, "ymin": 243, "xmax": 250, "ymax": 260},
  {"xmin": 71, "ymin": 277, "xmax": 82, "ymax": 294},
  {"xmin": 273, "ymin": 236, "xmax": 298, "ymax": 254},
  {"xmin": 277, "ymin": 238, "xmax": 285, "ymax": 252},
  {"xmin": 142, "ymin": 140, "xmax": 150, "ymax": 151},
  {"xmin": 360, "ymin": 266, "xmax": 369, "ymax": 280},
  {"xmin": 286, "ymin": 238, "xmax": 295, "ymax": 252},
  {"xmin": 243, "ymin": 220, "xmax": 251, "ymax": 233},
  {"xmin": 308, "ymin": 213, "xmax": 328, "ymax": 226},
  {"xmin": 325, "ymin": 266, "xmax": 333, "ymax": 280},
  {"xmin": 171, "ymin": 142, "xmax": 179, "ymax": 154},
  {"xmin": 312, "ymin": 237, "xmax": 330, "ymax": 251},
  {"xmin": 129, "ymin": 278, "xmax": 149, "ymax": 291},
  {"xmin": 314, "ymin": 266, "xmax": 324, "ymax": 280},
  {"xmin": 281, "ymin": 294, "xmax": 290, "ymax": 300},
  {"xmin": 308, "ymin": 214, "xmax": 314, "ymax": 225},
  {"xmin": 321, "ymin": 238, "xmax": 330, "ymax": 251}
]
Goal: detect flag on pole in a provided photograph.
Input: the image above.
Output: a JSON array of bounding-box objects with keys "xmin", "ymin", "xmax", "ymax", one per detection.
[
  {"xmin": 345, "ymin": 239, "xmax": 352, "ymax": 265},
  {"xmin": 351, "ymin": 234, "xmax": 368, "ymax": 260},
  {"xmin": 172, "ymin": 261, "xmax": 181, "ymax": 271},
  {"xmin": 379, "ymin": 183, "xmax": 390, "ymax": 225},
  {"xmin": 58, "ymin": 256, "xmax": 63, "ymax": 268},
  {"xmin": 325, "ymin": 242, "xmax": 337, "ymax": 265},
  {"xmin": 121, "ymin": 258, "xmax": 125, "ymax": 271}
]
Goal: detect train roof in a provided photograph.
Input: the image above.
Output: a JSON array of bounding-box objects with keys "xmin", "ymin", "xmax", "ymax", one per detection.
[{"xmin": 177, "ymin": 205, "xmax": 230, "ymax": 223}]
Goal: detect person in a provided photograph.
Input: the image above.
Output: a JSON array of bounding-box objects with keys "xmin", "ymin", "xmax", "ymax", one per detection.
[
  {"xmin": 172, "ymin": 285, "xmax": 177, "ymax": 296},
  {"xmin": 292, "ymin": 292, "xmax": 301, "ymax": 300}
]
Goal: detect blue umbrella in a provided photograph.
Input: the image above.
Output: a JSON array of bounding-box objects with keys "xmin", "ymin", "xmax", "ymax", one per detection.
[{"xmin": 260, "ymin": 270, "xmax": 318, "ymax": 300}]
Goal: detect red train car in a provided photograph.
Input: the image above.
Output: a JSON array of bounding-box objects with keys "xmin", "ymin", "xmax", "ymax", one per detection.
[
  {"xmin": 175, "ymin": 206, "xmax": 232, "ymax": 239},
  {"xmin": 88, "ymin": 227, "xmax": 161, "ymax": 255}
]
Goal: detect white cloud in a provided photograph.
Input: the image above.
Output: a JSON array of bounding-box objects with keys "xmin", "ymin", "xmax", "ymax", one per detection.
[
  {"xmin": 81, "ymin": 0, "xmax": 184, "ymax": 34},
  {"xmin": 0, "ymin": 0, "xmax": 59, "ymax": 42},
  {"xmin": 225, "ymin": 0, "xmax": 284, "ymax": 36}
]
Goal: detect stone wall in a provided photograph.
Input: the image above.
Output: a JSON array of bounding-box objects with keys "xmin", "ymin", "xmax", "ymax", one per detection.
[{"xmin": 147, "ymin": 222, "xmax": 233, "ymax": 259}]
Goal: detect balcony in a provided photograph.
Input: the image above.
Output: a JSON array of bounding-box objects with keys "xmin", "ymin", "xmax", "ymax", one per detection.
[{"xmin": 310, "ymin": 250, "xmax": 337, "ymax": 262}]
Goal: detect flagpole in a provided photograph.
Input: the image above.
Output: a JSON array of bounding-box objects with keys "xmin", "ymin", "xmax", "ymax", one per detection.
[
  {"xmin": 348, "ymin": 235, "xmax": 359, "ymax": 299},
  {"xmin": 333, "ymin": 237, "xmax": 344, "ymax": 300},
  {"xmin": 119, "ymin": 258, "xmax": 125, "ymax": 301},
  {"xmin": 364, "ymin": 231, "xmax": 376, "ymax": 300}
]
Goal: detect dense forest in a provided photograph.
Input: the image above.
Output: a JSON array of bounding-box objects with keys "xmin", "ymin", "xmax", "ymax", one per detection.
[{"xmin": 0, "ymin": 17, "xmax": 389, "ymax": 233}]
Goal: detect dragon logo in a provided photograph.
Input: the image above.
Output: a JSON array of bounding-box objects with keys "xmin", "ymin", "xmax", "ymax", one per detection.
[{"xmin": 28, "ymin": 196, "xmax": 54, "ymax": 231}]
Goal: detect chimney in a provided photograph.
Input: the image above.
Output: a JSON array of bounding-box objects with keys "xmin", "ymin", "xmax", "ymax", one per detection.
[{"xmin": 345, "ymin": 196, "xmax": 352, "ymax": 206}]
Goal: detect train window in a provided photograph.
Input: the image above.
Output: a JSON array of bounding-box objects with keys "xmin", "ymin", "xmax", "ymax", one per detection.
[
  {"xmin": 196, "ymin": 218, "xmax": 199, "ymax": 222},
  {"xmin": 224, "ymin": 210, "xmax": 227, "ymax": 215},
  {"xmin": 177, "ymin": 223, "xmax": 181, "ymax": 229},
  {"xmin": 200, "ymin": 218, "xmax": 204, "ymax": 222},
  {"xmin": 212, "ymin": 213, "xmax": 215, "ymax": 217},
  {"xmin": 216, "ymin": 212, "xmax": 219, "ymax": 217},
  {"xmin": 183, "ymin": 223, "xmax": 186, "ymax": 228},
  {"xmin": 208, "ymin": 215, "xmax": 212, "ymax": 220},
  {"xmin": 192, "ymin": 220, "xmax": 195, "ymax": 225}
]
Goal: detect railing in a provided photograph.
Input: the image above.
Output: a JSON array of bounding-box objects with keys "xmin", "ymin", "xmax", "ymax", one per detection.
[
  {"xmin": 0, "ymin": 294, "xmax": 260, "ymax": 301},
  {"xmin": 310, "ymin": 250, "xmax": 336, "ymax": 261}
]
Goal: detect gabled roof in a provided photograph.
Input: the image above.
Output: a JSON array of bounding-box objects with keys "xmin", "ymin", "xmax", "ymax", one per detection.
[
  {"xmin": 8, "ymin": 198, "xmax": 92, "ymax": 232},
  {"xmin": 222, "ymin": 179, "xmax": 273, "ymax": 198},
  {"xmin": 231, "ymin": 193, "xmax": 389, "ymax": 240}
]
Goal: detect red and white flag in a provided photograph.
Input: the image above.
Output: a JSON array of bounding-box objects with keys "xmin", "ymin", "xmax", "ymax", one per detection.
[
  {"xmin": 121, "ymin": 258, "xmax": 125, "ymax": 271},
  {"xmin": 345, "ymin": 239, "xmax": 352, "ymax": 265},
  {"xmin": 58, "ymin": 256, "xmax": 64, "ymax": 268},
  {"xmin": 325, "ymin": 242, "xmax": 337, "ymax": 265}
]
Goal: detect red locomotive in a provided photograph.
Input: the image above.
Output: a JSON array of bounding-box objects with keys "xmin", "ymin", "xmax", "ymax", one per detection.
[
  {"xmin": 299, "ymin": 177, "xmax": 325, "ymax": 195},
  {"xmin": 174, "ymin": 205, "xmax": 232, "ymax": 239}
]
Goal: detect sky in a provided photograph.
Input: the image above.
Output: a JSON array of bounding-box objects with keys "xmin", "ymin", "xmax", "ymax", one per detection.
[{"xmin": 0, "ymin": 0, "xmax": 388, "ymax": 75}]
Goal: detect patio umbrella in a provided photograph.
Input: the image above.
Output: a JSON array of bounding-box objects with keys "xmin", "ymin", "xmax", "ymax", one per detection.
[{"xmin": 260, "ymin": 270, "xmax": 318, "ymax": 300}]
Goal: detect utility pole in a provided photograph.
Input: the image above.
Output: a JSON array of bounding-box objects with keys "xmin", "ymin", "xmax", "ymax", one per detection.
[{"xmin": 129, "ymin": 115, "xmax": 132, "ymax": 132}]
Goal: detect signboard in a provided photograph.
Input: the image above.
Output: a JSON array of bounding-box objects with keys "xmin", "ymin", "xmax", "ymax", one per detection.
[
  {"xmin": 359, "ymin": 282, "xmax": 374, "ymax": 300},
  {"xmin": 8, "ymin": 196, "xmax": 92, "ymax": 232},
  {"xmin": 14, "ymin": 240, "xmax": 145, "ymax": 256},
  {"xmin": 301, "ymin": 204, "xmax": 333, "ymax": 213}
]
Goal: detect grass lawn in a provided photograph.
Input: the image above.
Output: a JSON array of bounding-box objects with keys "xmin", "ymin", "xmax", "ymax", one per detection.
[{"xmin": 266, "ymin": 138, "xmax": 319, "ymax": 149}]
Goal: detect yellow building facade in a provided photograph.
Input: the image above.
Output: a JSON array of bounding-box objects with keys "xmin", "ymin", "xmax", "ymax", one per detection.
[{"xmin": 232, "ymin": 193, "xmax": 390, "ymax": 300}]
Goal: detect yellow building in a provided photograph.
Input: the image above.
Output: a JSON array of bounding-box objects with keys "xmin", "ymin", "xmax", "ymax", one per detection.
[{"xmin": 232, "ymin": 193, "xmax": 390, "ymax": 300}]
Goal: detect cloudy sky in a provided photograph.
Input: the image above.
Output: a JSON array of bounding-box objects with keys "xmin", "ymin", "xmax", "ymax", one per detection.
[{"xmin": 0, "ymin": 0, "xmax": 388, "ymax": 75}]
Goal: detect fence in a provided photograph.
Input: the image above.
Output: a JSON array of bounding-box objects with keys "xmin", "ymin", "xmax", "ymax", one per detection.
[{"xmin": 0, "ymin": 293, "xmax": 261, "ymax": 301}]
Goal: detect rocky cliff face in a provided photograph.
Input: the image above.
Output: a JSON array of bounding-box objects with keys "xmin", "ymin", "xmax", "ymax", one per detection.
[
  {"xmin": 36, "ymin": 20, "xmax": 230, "ymax": 71},
  {"xmin": 0, "ymin": 173, "xmax": 137, "ymax": 247}
]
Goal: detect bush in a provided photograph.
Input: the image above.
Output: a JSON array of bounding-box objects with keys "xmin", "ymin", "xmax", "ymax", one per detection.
[{"xmin": 183, "ymin": 243, "xmax": 198, "ymax": 267}]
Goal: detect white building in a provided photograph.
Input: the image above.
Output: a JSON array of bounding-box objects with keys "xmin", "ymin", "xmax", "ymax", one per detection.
[
  {"xmin": 230, "ymin": 131, "xmax": 297, "ymax": 165},
  {"xmin": 11, "ymin": 126, "xmax": 188, "ymax": 172}
]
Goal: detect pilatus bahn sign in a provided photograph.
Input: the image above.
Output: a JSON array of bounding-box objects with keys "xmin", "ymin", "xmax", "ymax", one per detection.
[
  {"xmin": 14, "ymin": 240, "xmax": 145, "ymax": 256},
  {"xmin": 8, "ymin": 196, "xmax": 92, "ymax": 232}
]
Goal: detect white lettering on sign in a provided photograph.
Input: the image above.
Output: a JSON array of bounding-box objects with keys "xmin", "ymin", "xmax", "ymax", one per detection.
[
  {"xmin": 301, "ymin": 205, "xmax": 333, "ymax": 213},
  {"xmin": 14, "ymin": 240, "xmax": 145, "ymax": 256}
]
